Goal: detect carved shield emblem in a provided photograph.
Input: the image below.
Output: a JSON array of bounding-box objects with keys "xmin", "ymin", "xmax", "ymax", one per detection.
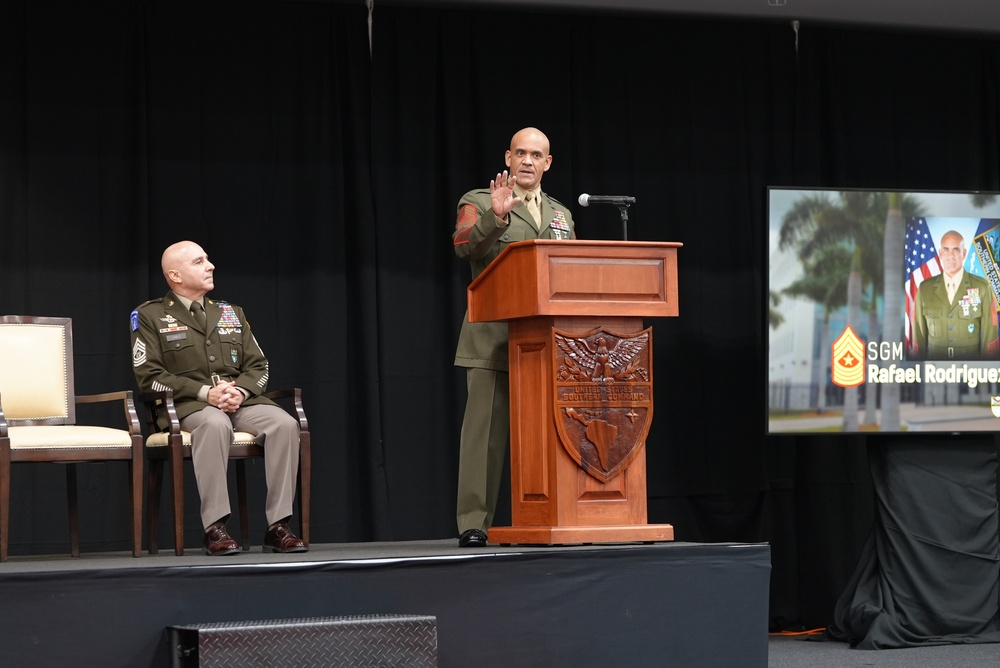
[{"xmin": 553, "ymin": 327, "xmax": 653, "ymax": 483}]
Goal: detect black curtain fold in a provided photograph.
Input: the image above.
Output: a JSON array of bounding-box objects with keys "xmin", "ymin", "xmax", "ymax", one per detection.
[
  {"xmin": 829, "ymin": 437, "xmax": 1000, "ymax": 648},
  {"xmin": 4, "ymin": 0, "xmax": 1000, "ymax": 633}
]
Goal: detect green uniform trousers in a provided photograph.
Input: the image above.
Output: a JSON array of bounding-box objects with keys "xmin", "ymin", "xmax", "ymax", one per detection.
[{"xmin": 457, "ymin": 367, "xmax": 509, "ymax": 533}]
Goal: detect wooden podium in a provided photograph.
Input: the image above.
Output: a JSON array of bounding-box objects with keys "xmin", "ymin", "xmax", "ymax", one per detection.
[{"xmin": 468, "ymin": 239, "xmax": 682, "ymax": 545}]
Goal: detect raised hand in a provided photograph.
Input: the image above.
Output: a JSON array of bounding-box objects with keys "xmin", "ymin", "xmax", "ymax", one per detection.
[{"xmin": 490, "ymin": 170, "xmax": 519, "ymax": 220}]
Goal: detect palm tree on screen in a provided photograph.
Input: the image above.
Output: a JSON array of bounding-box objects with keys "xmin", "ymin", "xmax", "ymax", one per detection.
[
  {"xmin": 779, "ymin": 193, "xmax": 881, "ymax": 429},
  {"xmin": 768, "ymin": 288, "xmax": 784, "ymax": 329},
  {"xmin": 971, "ymin": 193, "xmax": 997, "ymax": 208},
  {"xmin": 879, "ymin": 193, "xmax": 926, "ymax": 430},
  {"xmin": 781, "ymin": 244, "xmax": 850, "ymax": 414},
  {"xmin": 779, "ymin": 191, "xmax": 924, "ymax": 430},
  {"xmin": 880, "ymin": 193, "xmax": 905, "ymax": 430}
]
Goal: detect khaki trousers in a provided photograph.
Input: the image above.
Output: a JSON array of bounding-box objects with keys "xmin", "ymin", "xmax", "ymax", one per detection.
[{"xmin": 181, "ymin": 403, "xmax": 300, "ymax": 530}]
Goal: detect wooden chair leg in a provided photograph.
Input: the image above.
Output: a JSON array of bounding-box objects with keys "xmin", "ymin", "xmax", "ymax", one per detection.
[
  {"xmin": 129, "ymin": 454, "xmax": 142, "ymax": 558},
  {"xmin": 146, "ymin": 459, "xmax": 163, "ymax": 554},
  {"xmin": 169, "ymin": 447, "xmax": 185, "ymax": 556},
  {"xmin": 236, "ymin": 460, "xmax": 250, "ymax": 551},
  {"xmin": 0, "ymin": 442, "xmax": 11, "ymax": 563},
  {"xmin": 66, "ymin": 464, "xmax": 80, "ymax": 558},
  {"xmin": 298, "ymin": 435, "xmax": 311, "ymax": 546}
]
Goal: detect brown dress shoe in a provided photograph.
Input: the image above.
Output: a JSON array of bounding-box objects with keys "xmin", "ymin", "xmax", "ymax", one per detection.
[
  {"xmin": 263, "ymin": 521, "xmax": 308, "ymax": 553},
  {"xmin": 203, "ymin": 523, "xmax": 240, "ymax": 556}
]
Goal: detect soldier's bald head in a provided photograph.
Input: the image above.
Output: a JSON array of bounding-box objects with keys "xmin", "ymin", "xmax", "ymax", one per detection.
[
  {"xmin": 160, "ymin": 241, "xmax": 215, "ymax": 299},
  {"xmin": 161, "ymin": 241, "xmax": 203, "ymax": 279}
]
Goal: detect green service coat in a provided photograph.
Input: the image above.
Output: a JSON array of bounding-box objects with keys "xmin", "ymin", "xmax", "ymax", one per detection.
[
  {"xmin": 452, "ymin": 188, "xmax": 576, "ymax": 370},
  {"xmin": 130, "ymin": 290, "xmax": 277, "ymax": 429}
]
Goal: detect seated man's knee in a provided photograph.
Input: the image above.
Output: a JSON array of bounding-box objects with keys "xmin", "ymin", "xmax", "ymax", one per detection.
[
  {"xmin": 195, "ymin": 407, "xmax": 236, "ymax": 437},
  {"xmin": 275, "ymin": 411, "xmax": 299, "ymax": 439}
]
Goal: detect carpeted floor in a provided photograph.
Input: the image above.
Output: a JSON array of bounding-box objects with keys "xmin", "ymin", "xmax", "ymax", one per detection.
[{"xmin": 769, "ymin": 634, "xmax": 1000, "ymax": 667}]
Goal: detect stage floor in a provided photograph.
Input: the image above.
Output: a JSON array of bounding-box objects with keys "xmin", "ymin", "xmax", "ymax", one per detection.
[
  {"xmin": 0, "ymin": 539, "xmax": 771, "ymax": 667},
  {"xmin": 1, "ymin": 538, "xmax": 695, "ymax": 573}
]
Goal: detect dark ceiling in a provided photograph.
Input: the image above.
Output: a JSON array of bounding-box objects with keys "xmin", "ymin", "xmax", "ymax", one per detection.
[{"xmin": 378, "ymin": 0, "xmax": 1000, "ymax": 36}]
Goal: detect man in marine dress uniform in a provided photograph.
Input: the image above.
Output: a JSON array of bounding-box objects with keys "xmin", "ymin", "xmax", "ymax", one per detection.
[
  {"xmin": 131, "ymin": 240, "xmax": 307, "ymax": 555},
  {"xmin": 913, "ymin": 230, "xmax": 999, "ymax": 360},
  {"xmin": 452, "ymin": 127, "xmax": 576, "ymax": 547}
]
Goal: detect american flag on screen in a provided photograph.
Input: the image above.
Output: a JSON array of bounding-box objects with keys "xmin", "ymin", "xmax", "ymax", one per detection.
[{"xmin": 904, "ymin": 217, "xmax": 942, "ymax": 356}]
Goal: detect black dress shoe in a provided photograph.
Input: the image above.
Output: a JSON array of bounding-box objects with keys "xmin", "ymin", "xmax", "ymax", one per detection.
[
  {"xmin": 263, "ymin": 521, "xmax": 309, "ymax": 553},
  {"xmin": 458, "ymin": 529, "xmax": 488, "ymax": 547},
  {"xmin": 203, "ymin": 523, "xmax": 240, "ymax": 556}
]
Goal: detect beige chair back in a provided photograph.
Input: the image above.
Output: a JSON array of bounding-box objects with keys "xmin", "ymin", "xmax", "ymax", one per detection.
[{"xmin": 0, "ymin": 316, "xmax": 74, "ymax": 424}]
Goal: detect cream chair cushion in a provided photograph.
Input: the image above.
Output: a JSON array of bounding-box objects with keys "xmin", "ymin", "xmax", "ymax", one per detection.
[
  {"xmin": 146, "ymin": 431, "xmax": 258, "ymax": 448},
  {"xmin": 7, "ymin": 425, "xmax": 133, "ymax": 449}
]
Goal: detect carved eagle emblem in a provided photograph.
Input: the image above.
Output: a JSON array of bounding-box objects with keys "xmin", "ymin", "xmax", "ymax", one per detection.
[{"xmin": 555, "ymin": 331, "xmax": 649, "ymax": 383}]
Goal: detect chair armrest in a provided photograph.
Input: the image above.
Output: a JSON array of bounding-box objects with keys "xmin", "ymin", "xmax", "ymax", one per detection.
[
  {"xmin": 0, "ymin": 391, "xmax": 7, "ymax": 437},
  {"xmin": 137, "ymin": 389, "xmax": 182, "ymax": 434},
  {"xmin": 137, "ymin": 389, "xmax": 172, "ymax": 405},
  {"xmin": 134, "ymin": 388, "xmax": 305, "ymax": 433},
  {"xmin": 263, "ymin": 387, "xmax": 308, "ymax": 431},
  {"xmin": 77, "ymin": 390, "xmax": 130, "ymax": 405},
  {"xmin": 76, "ymin": 389, "xmax": 142, "ymax": 436}
]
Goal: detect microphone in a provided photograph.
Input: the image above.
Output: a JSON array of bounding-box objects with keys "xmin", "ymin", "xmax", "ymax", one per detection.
[{"xmin": 577, "ymin": 193, "xmax": 636, "ymax": 207}]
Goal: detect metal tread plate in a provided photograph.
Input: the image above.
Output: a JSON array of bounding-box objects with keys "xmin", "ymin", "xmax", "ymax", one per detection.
[{"xmin": 169, "ymin": 614, "xmax": 438, "ymax": 668}]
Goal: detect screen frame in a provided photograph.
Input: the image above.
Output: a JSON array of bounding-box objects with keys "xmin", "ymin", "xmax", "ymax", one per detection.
[{"xmin": 767, "ymin": 186, "xmax": 1000, "ymax": 436}]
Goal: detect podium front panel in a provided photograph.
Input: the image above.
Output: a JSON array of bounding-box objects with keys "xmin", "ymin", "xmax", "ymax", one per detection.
[{"xmin": 507, "ymin": 317, "xmax": 649, "ymax": 529}]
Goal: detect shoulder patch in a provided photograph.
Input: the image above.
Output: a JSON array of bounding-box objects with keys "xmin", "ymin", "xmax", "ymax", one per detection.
[{"xmin": 131, "ymin": 297, "xmax": 163, "ymax": 331}]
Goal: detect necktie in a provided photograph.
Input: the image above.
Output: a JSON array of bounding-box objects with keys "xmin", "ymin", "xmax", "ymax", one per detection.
[
  {"xmin": 525, "ymin": 191, "xmax": 541, "ymax": 228},
  {"xmin": 191, "ymin": 301, "xmax": 207, "ymax": 329}
]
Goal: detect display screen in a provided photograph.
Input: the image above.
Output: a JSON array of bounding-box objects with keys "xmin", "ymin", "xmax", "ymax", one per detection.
[{"xmin": 767, "ymin": 187, "xmax": 1000, "ymax": 434}]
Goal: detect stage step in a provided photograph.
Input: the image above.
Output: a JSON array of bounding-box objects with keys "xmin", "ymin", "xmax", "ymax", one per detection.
[{"xmin": 167, "ymin": 614, "xmax": 438, "ymax": 667}]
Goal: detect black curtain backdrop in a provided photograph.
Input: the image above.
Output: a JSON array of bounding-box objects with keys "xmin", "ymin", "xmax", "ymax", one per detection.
[{"xmin": 2, "ymin": 0, "xmax": 1000, "ymax": 632}]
